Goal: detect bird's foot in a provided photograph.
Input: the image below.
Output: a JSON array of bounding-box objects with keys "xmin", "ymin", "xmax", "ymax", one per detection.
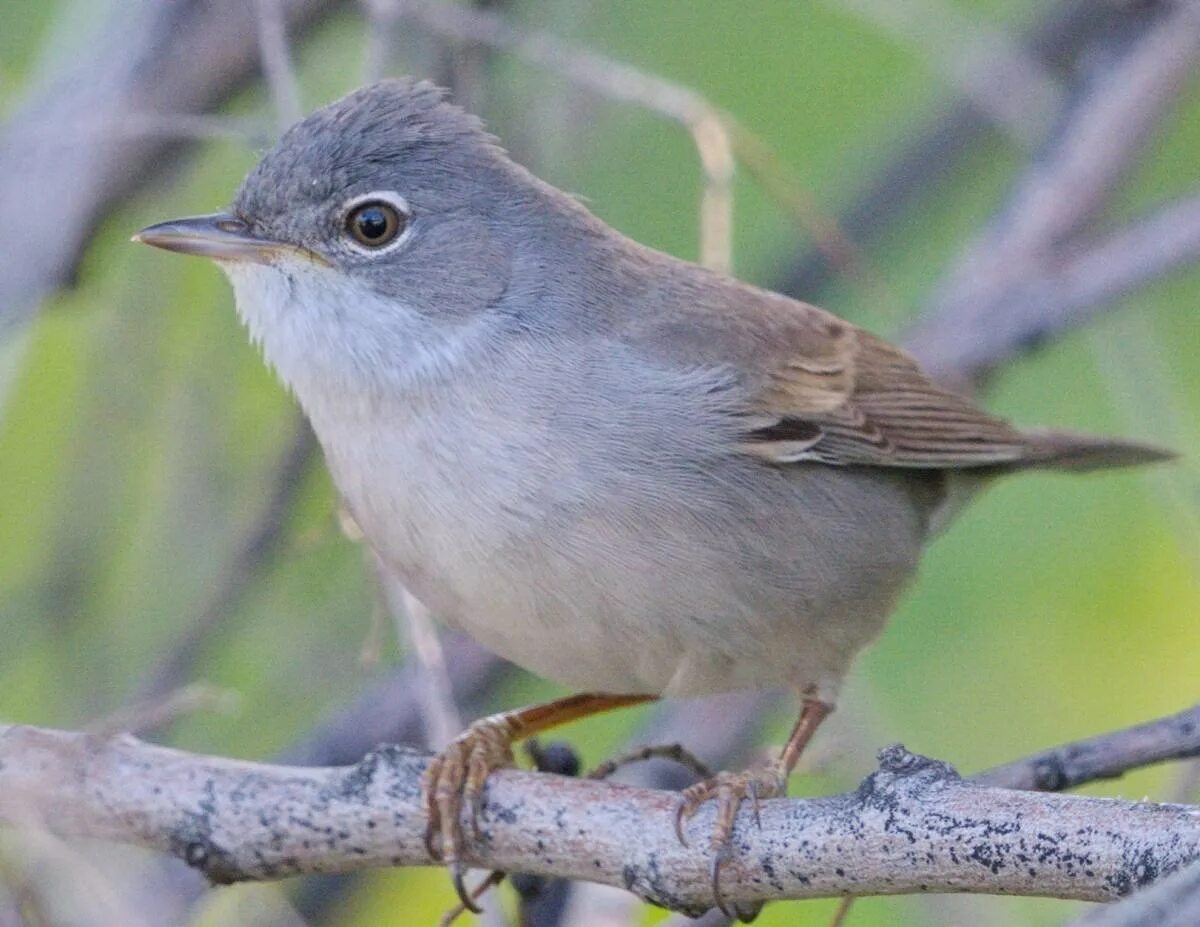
[
  {"xmin": 421, "ymin": 693, "xmax": 657, "ymax": 913},
  {"xmin": 422, "ymin": 717, "xmax": 516, "ymax": 913},
  {"xmin": 674, "ymin": 765, "xmax": 784, "ymax": 921}
]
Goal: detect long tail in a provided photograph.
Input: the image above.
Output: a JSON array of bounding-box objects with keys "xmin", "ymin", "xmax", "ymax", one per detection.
[{"xmin": 1018, "ymin": 429, "xmax": 1176, "ymax": 472}]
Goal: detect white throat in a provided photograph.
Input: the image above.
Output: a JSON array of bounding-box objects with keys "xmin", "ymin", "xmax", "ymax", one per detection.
[{"xmin": 219, "ymin": 257, "xmax": 477, "ymax": 422}]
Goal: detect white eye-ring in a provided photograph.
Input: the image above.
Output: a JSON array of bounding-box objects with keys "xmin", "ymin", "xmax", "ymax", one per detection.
[{"xmin": 341, "ymin": 191, "xmax": 412, "ymax": 254}]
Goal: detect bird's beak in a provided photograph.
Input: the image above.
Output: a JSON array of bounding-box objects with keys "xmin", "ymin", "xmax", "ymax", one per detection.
[{"xmin": 132, "ymin": 213, "xmax": 329, "ymax": 266}]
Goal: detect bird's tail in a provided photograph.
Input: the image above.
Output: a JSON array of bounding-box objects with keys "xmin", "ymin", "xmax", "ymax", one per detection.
[{"xmin": 1017, "ymin": 429, "xmax": 1176, "ymax": 472}]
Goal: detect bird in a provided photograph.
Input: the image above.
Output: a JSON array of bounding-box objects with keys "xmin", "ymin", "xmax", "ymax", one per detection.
[{"xmin": 134, "ymin": 78, "xmax": 1171, "ymax": 918}]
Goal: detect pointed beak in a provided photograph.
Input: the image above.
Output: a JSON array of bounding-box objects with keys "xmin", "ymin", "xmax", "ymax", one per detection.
[{"xmin": 132, "ymin": 213, "xmax": 329, "ymax": 266}]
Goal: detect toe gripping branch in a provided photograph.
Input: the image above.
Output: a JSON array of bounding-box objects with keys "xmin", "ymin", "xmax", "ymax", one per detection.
[
  {"xmin": 423, "ymin": 689, "xmax": 830, "ymax": 921},
  {"xmin": 420, "ymin": 693, "xmax": 655, "ymax": 913},
  {"xmin": 673, "ymin": 691, "xmax": 833, "ymax": 919}
]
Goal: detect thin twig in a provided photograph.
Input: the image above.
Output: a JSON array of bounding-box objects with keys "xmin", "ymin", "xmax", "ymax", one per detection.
[
  {"xmin": 390, "ymin": 0, "xmax": 735, "ymax": 272},
  {"xmin": 828, "ymin": 896, "xmax": 855, "ymax": 927},
  {"xmin": 973, "ymin": 703, "xmax": 1200, "ymax": 792},
  {"xmin": 373, "ymin": 561, "xmax": 463, "ymax": 750},
  {"xmin": 728, "ymin": 128, "xmax": 903, "ymax": 317},
  {"xmin": 87, "ymin": 683, "xmax": 240, "ymax": 738}
]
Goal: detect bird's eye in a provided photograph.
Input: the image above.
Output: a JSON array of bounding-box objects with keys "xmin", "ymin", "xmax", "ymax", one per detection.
[{"xmin": 345, "ymin": 200, "xmax": 406, "ymax": 248}]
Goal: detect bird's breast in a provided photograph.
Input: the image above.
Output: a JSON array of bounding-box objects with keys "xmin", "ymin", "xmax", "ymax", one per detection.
[{"xmin": 307, "ymin": 354, "xmax": 930, "ymax": 697}]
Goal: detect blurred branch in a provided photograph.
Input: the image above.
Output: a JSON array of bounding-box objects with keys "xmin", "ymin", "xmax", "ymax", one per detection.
[
  {"xmin": 1176, "ymin": 761, "xmax": 1200, "ymax": 804},
  {"xmin": 361, "ymin": 0, "xmax": 403, "ymax": 83},
  {"xmin": 254, "ymin": 0, "xmax": 306, "ymax": 128},
  {"xmin": 940, "ymin": 3, "xmax": 1200, "ymax": 281},
  {"xmin": 1088, "ymin": 312, "xmax": 1200, "ymax": 578},
  {"xmin": 0, "ymin": 0, "xmax": 344, "ymax": 341},
  {"xmin": 908, "ymin": 1, "xmax": 1200, "ymax": 382},
  {"xmin": 780, "ymin": 0, "xmax": 1146, "ymax": 300},
  {"xmin": 281, "ymin": 633, "xmax": 504, "ymax": 766},
  {"xmin": 16, "ymin": 113, "xmax": 274, "ymax": 144},
  {"xmin": 832, "ymin": 0, "xmax": 1062, "ymax": 145},
  {"xmin": 374, "ymin": 559, "xmax": 463, "ymax": 750},
  {"xmin": 1069, "ymin": 858, "xmax": 1200, "ymax": 927},
  {"xmin": 2, "ymin": 727, "xmax": 1198, "ymax": 916},
  {"xmin": 974, "ymin": 702, "xmax": 1200, "ymax": 793},
  {"xmin": 89, "ymin": 684, "xmax": 241, "ymax": 739},
  {"xmin": 0, "ymin": 806, "xmax": 154, "ymax": 927},
  {"xmin": 130, "ymin": 419, "xmax": 317, "ymax": 716},
  {"xmin": 909, "ymin": 190, "xmax": 1200, "ymax": 381},
  {"xmin": 388, "ymin": 0, "xmax": 736, "ymax": 272}
]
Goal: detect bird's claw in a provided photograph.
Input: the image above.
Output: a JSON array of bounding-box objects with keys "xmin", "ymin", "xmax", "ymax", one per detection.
[
  {"xmin": 673, "ymin": 767, "xmax": 784, "ymax": 919},
  {"xmin": 422, "ymin": 719, "xmax": 516, "ymax": 913}
]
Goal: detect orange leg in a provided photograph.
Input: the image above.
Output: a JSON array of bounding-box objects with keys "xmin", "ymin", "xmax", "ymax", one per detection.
[
  {"xmin": 423, "ymin": 692, "xmax": 655, "ymax": 911},
  {"xmin": 778, "ymin": 689, "xmax": 834, "ymax": 778},
  {"xmin": 674, "ymin": 688, "xmax": 834, "ymax": 918}
]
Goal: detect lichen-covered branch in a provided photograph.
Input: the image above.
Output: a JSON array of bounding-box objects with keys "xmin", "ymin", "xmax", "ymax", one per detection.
[
  {"xmin": 1, "ymin": 725, "xmax": 1197, "ymax": 916},
  {"xmin": 1070, "ymin": 859, "xmax": 1200, "ymax": 927}
]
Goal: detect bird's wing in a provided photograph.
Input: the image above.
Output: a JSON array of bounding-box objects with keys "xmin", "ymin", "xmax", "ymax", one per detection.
[
  {"xmin": 631, "ymin": 283, "xmax": 1030, "ymax": 469},
  {"xmin": 738, "ymin": 324, "xmax": 1030, "ymax": 466}
]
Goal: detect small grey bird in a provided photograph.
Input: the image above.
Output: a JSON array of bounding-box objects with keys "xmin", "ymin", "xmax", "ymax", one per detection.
[{"xmin": 135, "ymin": 79, "xmax": 1170, "ymax": 917}]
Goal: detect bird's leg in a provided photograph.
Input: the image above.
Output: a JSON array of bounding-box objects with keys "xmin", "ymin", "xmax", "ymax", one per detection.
[
  {"xmin": 423, "ymin": 692, "xmax": 655, "ymax": 912},
  {"xmin": 674, "ymin": 687, "xmax": 833, "ymax": 919}
]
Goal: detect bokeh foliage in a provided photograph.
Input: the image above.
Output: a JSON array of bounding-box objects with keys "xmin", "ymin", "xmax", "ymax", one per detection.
[{"xmin": 1, "ymin": 2, "xmax": 1197, "ymax": 925}]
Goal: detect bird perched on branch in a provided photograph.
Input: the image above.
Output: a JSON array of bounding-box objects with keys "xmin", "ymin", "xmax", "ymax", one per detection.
[{"xmin": 135, "ymin": 79, "xmax": 1171, "ymax": 920}]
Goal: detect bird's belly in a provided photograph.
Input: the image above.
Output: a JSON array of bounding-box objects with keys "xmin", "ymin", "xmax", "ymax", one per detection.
[
  {"xmin": 399, "ymin": 513, "xmax": 913, "ymax": 698},
  {"xmin": 431, "ymin": 587, "xmax": 679, "ymax": 694},
  {"xmin": 321, "ymin": 413, "xmax": 927, "ymax": 699}
]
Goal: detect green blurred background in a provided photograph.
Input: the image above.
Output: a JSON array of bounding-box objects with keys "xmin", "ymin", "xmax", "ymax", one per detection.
[{"xmin": 1, "ymin": 1, "xmax": 1197, "ymax": 925}]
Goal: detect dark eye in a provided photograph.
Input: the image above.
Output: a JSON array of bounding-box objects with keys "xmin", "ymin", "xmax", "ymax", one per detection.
[{"xmin": 345, "ymin": 200, "xmax": 406, "ymax": 248}]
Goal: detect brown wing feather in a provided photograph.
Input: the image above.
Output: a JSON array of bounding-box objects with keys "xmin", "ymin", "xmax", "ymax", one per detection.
[
  {"xmin": 740, "ymin": 325, "xmax": 1031, "ymax": 468},
  {"xmin": 628, "ymin": 261, "xmax": 1167, "ymax": 472}
]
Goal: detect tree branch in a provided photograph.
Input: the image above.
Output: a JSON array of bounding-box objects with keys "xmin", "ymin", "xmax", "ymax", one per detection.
[
  {"xmin": 909, "ymin": 190, "xmax": 1200, "ymax": 382},
  {"xmin": 975, "ymin": 702, "xmax": 1200, "ymax": 793},
  {"xmin": 907, "ymin": 1, "xmax": 1200, "ymax": 381},
  {"xmin": 1, "ymin": 724, "xmax": 1198, "ymax": 917},
  {"xmin": 779, "ymin": 0, "xmax": 1145, "ymax": 299},
  {"xmin": 1070, "ymin": 858, "xmax": 1200, "ymax": 927}
]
